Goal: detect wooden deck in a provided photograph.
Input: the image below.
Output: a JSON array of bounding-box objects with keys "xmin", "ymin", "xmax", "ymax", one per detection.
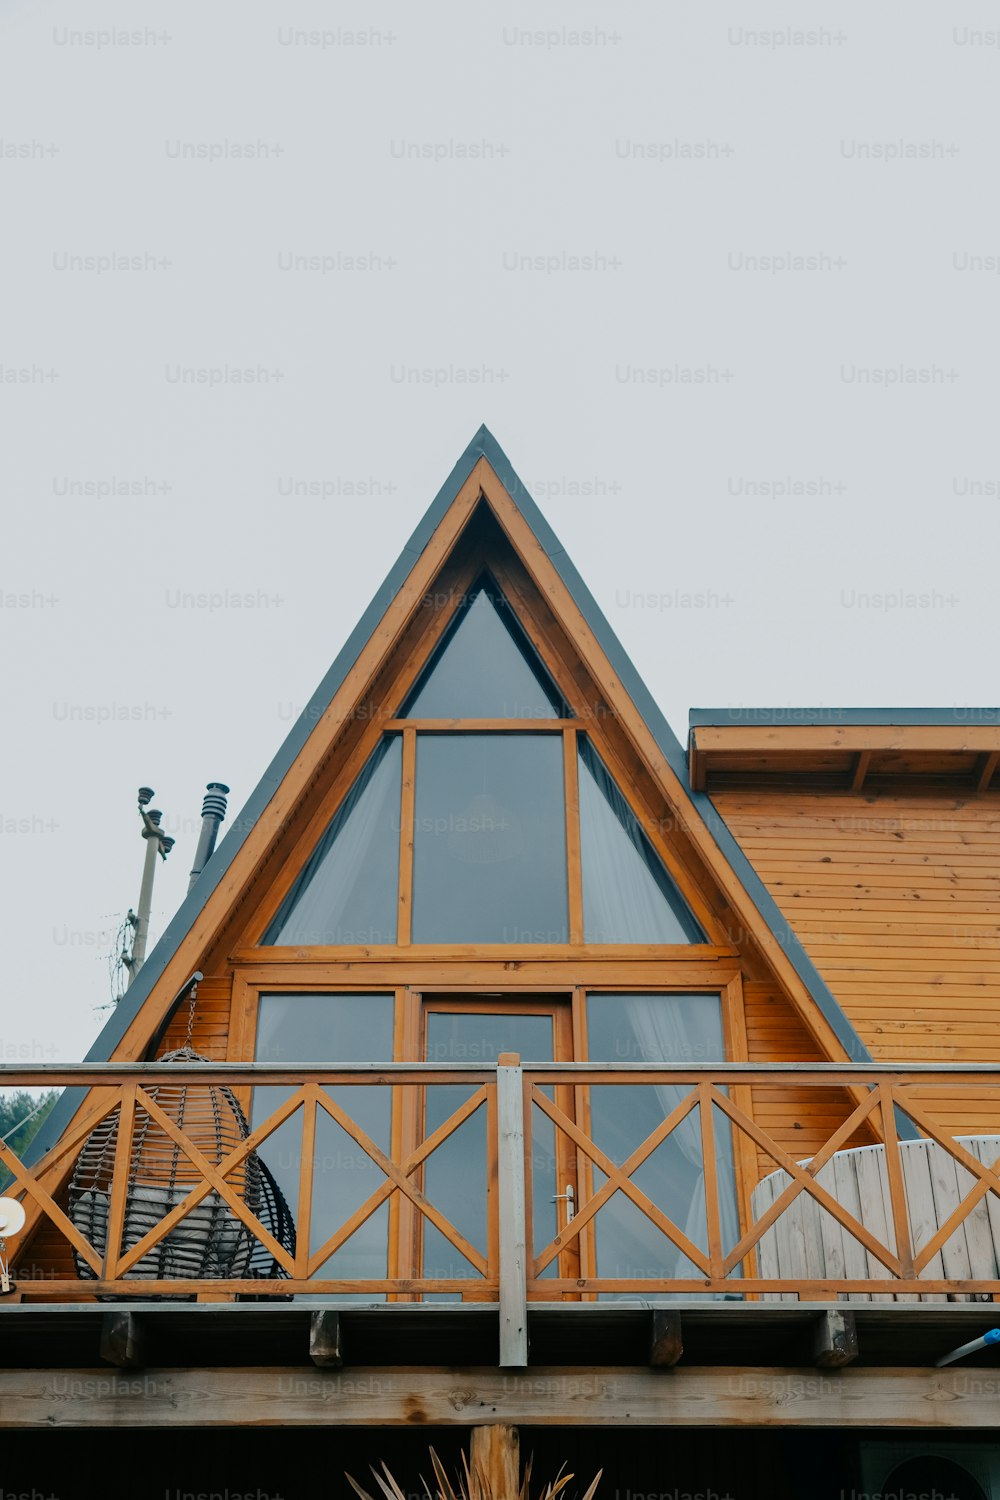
[{"xmin": 5, "ymin": 1060, "xmax": 1000, "ymax": 1337}]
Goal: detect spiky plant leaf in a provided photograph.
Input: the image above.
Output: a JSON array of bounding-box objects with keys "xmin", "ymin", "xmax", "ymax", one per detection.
[{"xmin": 345, "ymin": 1446, "xmax": 601, "ymax": 1500}]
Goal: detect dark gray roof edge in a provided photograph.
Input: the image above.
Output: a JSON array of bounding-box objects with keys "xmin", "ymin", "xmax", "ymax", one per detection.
[
  {"xmin": 690, "ymin": 707, "xmax": 1000, "ymax": 729},
  {"xmin": 28, "ymin": 429, "xmax": 494, "ymax": 1162},
  {"xmin": 28, "ymin": 426, "xmax": 871, "ymax": 1164},
  {"xmin": 477, "ymin": 431, "xmax": 871, "ymax": 1066}
]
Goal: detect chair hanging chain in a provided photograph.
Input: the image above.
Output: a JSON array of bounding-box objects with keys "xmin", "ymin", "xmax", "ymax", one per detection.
[{"xmin": 183, "ymin": 979, "xmax": 198, "ymax": 1049}]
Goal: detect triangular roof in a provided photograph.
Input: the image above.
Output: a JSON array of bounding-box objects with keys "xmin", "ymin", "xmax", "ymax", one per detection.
[{"xmin": 30, "ymin": 426, "xmax": 871, "ymax": 1162}]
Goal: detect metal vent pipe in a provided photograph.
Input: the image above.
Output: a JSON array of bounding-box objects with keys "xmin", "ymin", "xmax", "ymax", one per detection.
[{"xmin": 187, "ymin": 782, "xmax": 230, "ymax": 893}]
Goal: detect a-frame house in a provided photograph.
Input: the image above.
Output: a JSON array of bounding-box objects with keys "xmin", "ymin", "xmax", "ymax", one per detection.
[{"xmin": 3, "ymin": 428, "xmax": 1000, "ymax": 1499}]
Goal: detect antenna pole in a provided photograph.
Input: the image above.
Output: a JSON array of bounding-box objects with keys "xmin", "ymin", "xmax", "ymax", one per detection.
[{"xmin": 124, "ymin": 788, "xmax": 174, "ymax": 990}]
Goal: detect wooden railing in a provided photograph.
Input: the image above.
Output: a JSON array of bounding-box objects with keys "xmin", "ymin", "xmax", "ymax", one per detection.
[{"xmin": 3, "ymin": 1062, "xmax": 1000, "ymax": 1366}]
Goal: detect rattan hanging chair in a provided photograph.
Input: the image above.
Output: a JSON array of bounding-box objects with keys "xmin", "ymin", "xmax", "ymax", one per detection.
[{"xmin": 68, "ymin": 1047, "xmax": 296, "ymax": 1298}]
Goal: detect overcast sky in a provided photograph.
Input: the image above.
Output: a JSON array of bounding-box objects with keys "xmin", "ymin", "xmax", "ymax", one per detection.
[{"xmin": 3, "ymin": 1, "xmax": 998, "ymax": 1062}]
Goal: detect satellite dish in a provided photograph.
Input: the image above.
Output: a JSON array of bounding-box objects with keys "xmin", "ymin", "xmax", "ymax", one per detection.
[{"xmin": 0, "ymin": 1198, "xmax": 26, "ymax": 1236}]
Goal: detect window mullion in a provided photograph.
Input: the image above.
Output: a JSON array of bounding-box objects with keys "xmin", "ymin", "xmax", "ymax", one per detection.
[
  {"xmin": 397, "ymin": 728, "xmax": 417, "ymax": 944},
  {"xmin": 564, "ymin": 727, "xmax": 584, "ymax": 943}
]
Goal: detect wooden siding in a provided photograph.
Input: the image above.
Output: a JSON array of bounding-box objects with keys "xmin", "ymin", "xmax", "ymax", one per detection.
[
  {"xmin": 743, "ymin": 980, "xmax": 872, "ymax": 1178},
  {"xmin": 158, "ymin": 975, "xmax": 233, "ymax": 1060},
  {"xmin": 716, "ymin": 789, "xmax": 1000, "ymax": 1137}
]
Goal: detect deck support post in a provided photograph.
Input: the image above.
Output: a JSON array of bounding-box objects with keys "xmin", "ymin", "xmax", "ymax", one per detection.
[
  {"xmin": 309, "ymin": 1310, "xmax": 343, "ymax": 1368},
  {"xmin": 99, "ymin": 1312, "xmax": 147, "ymax": 1368},
  {"xmin": 650, "ymin": 1309, "xmax": 684, "ymax": 1367},
  {"xmin": 470, "ymin": 1423, "xmax": 520, "ymax": 1500},
  {"xmin": 497, "ymin": 1053, "xmax": 528, "ymax": 1369},
  {"xmin": 812, "ymin": 1309, "xmax": 859, "ymax": 1368}
]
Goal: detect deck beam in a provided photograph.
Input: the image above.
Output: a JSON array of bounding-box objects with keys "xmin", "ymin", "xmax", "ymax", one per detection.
[
  {"xmin": 812, "ymin": 1309, "xmax": 858, "ymax": 1368},
  {"xmin": 649, "ymin": 1309, "xmax": 683, "ymax": 1367},
  {"xmin": 3, "ymin": 1364, "xmax": 1000, "ymax": 1429},
  {"xmin": 309, "ymin": 1310, "xmax": 343, "ymax": 1368}
]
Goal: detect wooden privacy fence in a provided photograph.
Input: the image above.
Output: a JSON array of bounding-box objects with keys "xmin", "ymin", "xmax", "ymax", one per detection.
[{"xmin": 4, "ymin": 1062, "xmax": 1000, "ymax": 1366}]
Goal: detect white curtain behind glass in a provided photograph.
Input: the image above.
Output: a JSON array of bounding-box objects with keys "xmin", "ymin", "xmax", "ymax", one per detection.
[
  {"xmin": 265, "ymin": 737, "xmax": 401, "ymax": 944},
  {"xmin": 588, "ymin": 993, "xmax": 740, "ymax": 1286},
  {"xmin": 578, "ymin": 741, "xmax": 702, "ymax": 944},
  {"xmin": 618, "ymin": 995, "xmax": 740, "ymax": 1263}
]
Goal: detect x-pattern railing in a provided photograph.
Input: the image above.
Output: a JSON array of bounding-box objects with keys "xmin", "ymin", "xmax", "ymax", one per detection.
[
  {"xmin": 0, "ymin": 1064, "xmax": 496, "ymax": 1300},
  {"xmin": 526, "ymin": 1065, "xmax": 1000, "ymax": 1305},
  {"xmin": 4, "ymin": 1061, "xmax": 1000, "ymax": 1366}
]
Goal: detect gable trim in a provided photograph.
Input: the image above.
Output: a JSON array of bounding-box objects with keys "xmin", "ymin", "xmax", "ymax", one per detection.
[{"xmin": 28, "ymin": 428, "xmax": 872, "ymax": 1168}]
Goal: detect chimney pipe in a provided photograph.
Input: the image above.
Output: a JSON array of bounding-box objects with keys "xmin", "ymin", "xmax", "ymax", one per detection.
[{"xmin": 187, "ymin": 782, "xmax": 230, "ymax": 893}]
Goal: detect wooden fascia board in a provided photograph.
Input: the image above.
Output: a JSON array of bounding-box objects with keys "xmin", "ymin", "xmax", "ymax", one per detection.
[
  {"xmin": 478, "ymin": 465, "xmax": 860, "ymax": 1067},
  {"xmin": 98, "ymin": 459, "xmax": 490, "ymax": 1064},
  {"xmin": 692, "ymin": 724, "xmax": 1000, "ymax": 757}
]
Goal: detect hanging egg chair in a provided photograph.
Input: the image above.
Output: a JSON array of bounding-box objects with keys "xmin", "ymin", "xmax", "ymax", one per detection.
[{"xmin": 68, "ymin": 1047, "xmax": 296, "ymax": 1297}]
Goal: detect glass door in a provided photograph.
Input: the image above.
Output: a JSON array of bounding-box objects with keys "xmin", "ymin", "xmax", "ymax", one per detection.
[
  {"xmin": 411, "ymin": 995, "xmax": 578, "ymax": 1299},
  {"xmin": 582, "ymin": 991, "xmax": 740, "ymax": 1299}
]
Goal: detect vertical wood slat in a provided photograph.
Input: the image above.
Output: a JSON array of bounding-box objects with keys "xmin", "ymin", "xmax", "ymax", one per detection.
[
  {"xmin": 102, "ymin": 1083, "xmax": 137, "ymax": 1279},
  {"xmin": 879, "ymin": 1083, "xmax": 915, "ymax": 1280},
  {"xmin": 957, "ymin": 1157, "xmax": 997, "ymax": 1293},
  {"xmin": 470, "ymin": 1424, "xmax": 520, "ymax": 1500},
  {"xmin": 570, "ymin": 987, "xmax": 597, "ymax": 1298},
  {"xmin": 485, "ymin": 1081, "xmax": 500, "ymax": 1299},
  {"xmin": 721, "ymin": 974, "xmax": 759, "ymax": 1290},
  {"xmin": 388, "ymin": 988, "xmax": 417, "ymax": 1300},
  {"xmin": 771, "ymin": 1169, "xmax": 797, "ymax": 1303},
  {"xmin": 698, "ymin": 1084, "xmax": 724, "ymax": 1280},
  {"xmin": 971, "ymin": 1139, "xmax": 1000, "ymax": 1288},
  {"xmin": 296, "ymin": 1084, "xmax": 318, "ymax": 1280},
  {"xmin": 855, "ymin": 1146, "xmax": 895, "ymax": 1300},
  {"xmin": 496, "ymin": 1054, "xmax": 528, "ymax": 1368},
  {"xmin": 563, "ymin": 728, "xmax": 584, "ymax": 944},
  {"xmin": 900, "ymin": 1144, "xmax": 947, "ymax": 1302},
  {"xmin": 811, "ymin": 1161, "xmax": 843, "ymax": 1296},
  {"xmin": 396, "ymin": 728, "xmax": 417, "ymax": 945},
  {"xmin": 798, "ymin": 1172, "xmax": 826, "ymax": 1285},
  {"xmin": 752, "ymin": 1174, "xmax": 781, "ymax": 1301},
  {"xmin": 926, "ymin": 1138, "xmax": 975, "ymax": 1291},
  {"xmin": 832, "ymin": 1151, "xmax": 871, "ymax": 1304}
]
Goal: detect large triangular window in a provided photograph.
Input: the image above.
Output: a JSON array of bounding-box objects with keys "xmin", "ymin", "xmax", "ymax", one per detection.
[
  {"xmin": 578, "ymin": 737, "xmax": 704, "ymax": 944},
  {"xmin": 262, "ymin": 730, "xmax": 703, "ymax": 947},
  {"xmin": 401, "ymin": 574, "xmax": 567, "ymax": 719},
  {"xmin": 263, "ymin": 736, "xmax": 402, "ymax": 945},
  {"xmin": 261, "ymin": 583, "xmax": 706, "ymax": 948}
]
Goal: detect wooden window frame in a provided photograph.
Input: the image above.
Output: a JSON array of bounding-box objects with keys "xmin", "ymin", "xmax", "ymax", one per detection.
[{"xmin": 234, "ymin": 554, "xmax": 733, "ymax": 953}]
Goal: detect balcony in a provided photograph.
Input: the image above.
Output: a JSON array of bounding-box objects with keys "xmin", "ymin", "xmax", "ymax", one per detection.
[{"xmin": 3, "ymin": 1061, "xmax": 1000, "ymax": 1367}]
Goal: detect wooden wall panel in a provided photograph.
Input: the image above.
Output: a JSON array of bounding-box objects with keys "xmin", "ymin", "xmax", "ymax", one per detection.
[
  {"xmin": 157, "ymin": 975, "xmax": 233, "ymax": 1060},
  {"xmin": 715, "ymin": 789, "xmax": 1000, "ymax": 1059},
  {"xmin": 743, "ymin": 980, "xmax": 871, "ymax": 1181},
  {"xmin": 717, "ymin": 789, "xmax": 1000, "ymax": 1138}
]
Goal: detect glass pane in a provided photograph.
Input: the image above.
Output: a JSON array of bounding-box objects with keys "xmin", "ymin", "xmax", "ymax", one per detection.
[
  {"xmin": 412, "ymin": 734, "xmax": 568, "ymax": 943},
  {"xmin": 263, "ymin": 736, "xmax": 401, "ymax": 946},
  {"xmin": 402, "ymin": 577, "xmax": 566, "ymax": 719},
  {"xmin": 585, "ymin": 993, "xmax": 738, "ymax": 1299},
  {"xmin": 578, "ymin": 737, "xmax": 704, "ymax": 944},
  {"xmin": 253, "ymin": 992, "xmax": 395, "ymax": 1300},
  {"xmin": 423, "ymin": 1012, "xmax": 557, "ymax": 1294}
]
